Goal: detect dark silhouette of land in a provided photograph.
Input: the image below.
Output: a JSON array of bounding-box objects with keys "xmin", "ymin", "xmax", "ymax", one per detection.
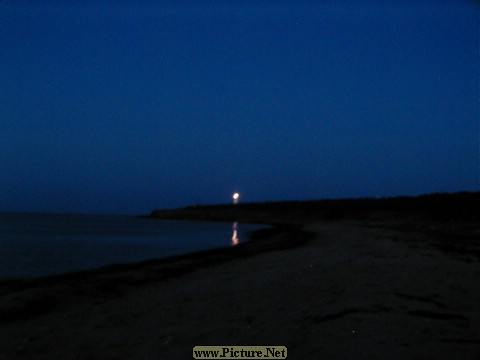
[{"xmin": 151, "ymin": 191, "xmax": 479, "ymax": 224}]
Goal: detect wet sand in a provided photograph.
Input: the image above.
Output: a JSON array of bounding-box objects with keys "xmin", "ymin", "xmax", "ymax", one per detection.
[{"xmin": 0, "ymin": 196, "xmax": 479, "ymax": 359}]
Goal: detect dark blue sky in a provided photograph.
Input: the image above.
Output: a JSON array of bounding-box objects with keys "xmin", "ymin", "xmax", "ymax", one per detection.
[{"xmin": 1, "ymin": 1, "xmax": 479, "ymax": 215}]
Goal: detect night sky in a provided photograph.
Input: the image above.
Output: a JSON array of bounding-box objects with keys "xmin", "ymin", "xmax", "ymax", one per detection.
[{"xmin": 1, "ymin": 1, "xmax": 479, "ymax": 215}]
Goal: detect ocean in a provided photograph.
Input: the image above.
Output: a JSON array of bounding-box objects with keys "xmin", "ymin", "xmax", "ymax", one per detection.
[{"xmin": 0, "ymin": 212, "xmax": 264, "ymax": 279}]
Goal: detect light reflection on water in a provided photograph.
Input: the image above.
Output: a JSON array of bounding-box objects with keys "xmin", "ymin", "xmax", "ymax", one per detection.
[{"xmin": 232, "ymin": 222, "xmax": 239, "ymax": 246}]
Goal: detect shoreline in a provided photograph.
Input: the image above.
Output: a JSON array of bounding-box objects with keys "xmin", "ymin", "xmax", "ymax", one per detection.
[
  {"xmin": 0, "ymin": 217, "xmax": 477, "ymax": 359},
  {"xmin": 0, "ymin": 223, "xmax": 314, "ymax": 324},
  {"xmin": 0, "ymin": 192, "xmax": 478, "ymax": 359},
  {"xmin": 0, "ymin": 218, "xmax": 274, "ymax": 283}
]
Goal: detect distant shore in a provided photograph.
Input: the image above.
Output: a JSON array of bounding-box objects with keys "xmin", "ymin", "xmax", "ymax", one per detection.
[
  {"xmin": 0, "ymin": 191, "xmax": 479, "ymax": 359},
  {"xmin": 149, "ymin": 191, "xmax": 479, "ymax": 224}
]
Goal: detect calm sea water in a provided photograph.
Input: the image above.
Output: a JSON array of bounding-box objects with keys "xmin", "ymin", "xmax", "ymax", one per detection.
[{"xmin": 0, "ymin": 213, "xmax": 264, "ymax": 279}]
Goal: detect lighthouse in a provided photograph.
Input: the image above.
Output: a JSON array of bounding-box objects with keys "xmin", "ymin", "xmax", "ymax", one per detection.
[{"xmin": 232, "ymin": 192, "xmax": 240, "ymax": 205}]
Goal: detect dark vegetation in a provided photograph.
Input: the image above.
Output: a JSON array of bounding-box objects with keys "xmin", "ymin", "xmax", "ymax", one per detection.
[{"xmin": 150, "ymin": 191, "xmax": 479, "ymax": 224}]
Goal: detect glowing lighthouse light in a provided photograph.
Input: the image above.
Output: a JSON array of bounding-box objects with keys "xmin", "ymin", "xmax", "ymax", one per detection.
[{"xmin": 232, "ymin": 192, "xmax": 240, "ymax": 205}]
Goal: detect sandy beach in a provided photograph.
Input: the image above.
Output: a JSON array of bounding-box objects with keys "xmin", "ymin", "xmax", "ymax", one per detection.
[{"xmin": 0, "ymin": 195, "xmax": 479, "ymax": 359}]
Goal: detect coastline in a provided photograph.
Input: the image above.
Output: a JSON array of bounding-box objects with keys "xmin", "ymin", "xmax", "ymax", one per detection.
[
  {"xmin": 0, "ymin": 223, "xmax": 313, "ymax": 324},
  {"xmin": 0, "ymin": 215, "xmax": 270, "ymax": 281},
  {"xmin": 0, "ymin": 192, "xmax": 478, "ymax": 359}
]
